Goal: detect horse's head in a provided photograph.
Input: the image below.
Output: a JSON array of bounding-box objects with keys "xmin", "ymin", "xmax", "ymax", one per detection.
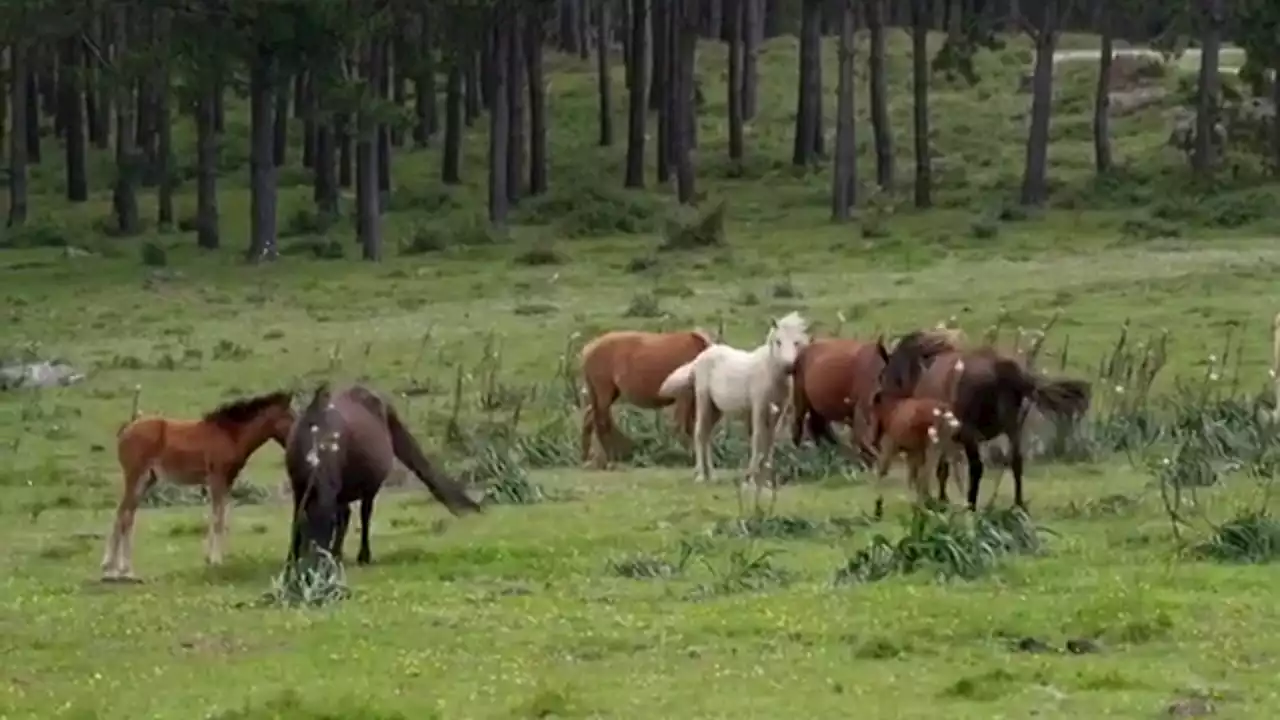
[{"xmin": 767, "ymin": 312, "xmax": 810, "ymax": 374}]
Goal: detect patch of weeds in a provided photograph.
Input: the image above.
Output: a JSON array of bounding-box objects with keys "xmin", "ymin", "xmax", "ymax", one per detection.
[
  {"xmin": 1052, "ymin": 493, "xmax": 1140, "ymax": 520},
  {"xmin": 283, "ymin": 237, "xmax": 345, "ymax": 259},
  {"xmin": 942, "ymin": 668, "xmax": 1019, "ymax": 701},
  {"xmin": 1119, "ymin": 214, "xmax": 1183, "ymax": 241},
  {"xmin": 607, "ymin": 538, "xmax": 704, "ymax": 579},
  {"xmin": 689, "ymin": 546, "xmax": 794, "ymax": 598},
  {"xmin": 279, "ymin": 207, "xmax": 336, "ymax": 238},
  {"xmin": 510, "ymin": 685, "xmax": 586, "ymax": 719},
  {"xmin": 1195, "ymin": 510, "xmax": 1280, "ymax": 564},
  {"xmin": 771, "ymin": 273, "xmax": 802, "ymax": 299},
  {"xmin": 711, "ymin": 513, "xmax": 870, "ymax": 540},
  {"xmin": 969, "ymin": 215, "xmax": 1000, "ymax": 239},
  {"xmin": 513, "ymin": 302, "xmax": 558, "ymax": 316},
  {"xmin": 624, "ymin": 254, "xmax": 658, "ymax": 273},
  {"xmin": 0, "ymin": 222, "xmax": 70, "ymax": 249},
  {"xmin": 834, "ymin": 505, "xmax": 1050, "ymax": 585},
  {"xmin": 258, "ymin": 550, "xmax": 351, "ymax": 609},
  {"xmin": 658, "ymin": 201, "xmax": 726, "ymax": 251},
  {"xmin": 512, "ymin": 244, "xmax": 563, "ymax": 266},
  {"xmin": 212, "ymin": 339, "xmax": 252, "ymax": 361},
  {"xmin": 400, "ymin": 213, "xmax": 507, "ymax": 255},
  {"xmin": 208, "ymin": 689, "xmax": 416, "ymax": 720},
  {"xmin": 141, "ymin": 482, "xmax": 269, "ymax": 508},
  {"xmin": 140, "ymin": 242, "xmax": 168, "ymax": 267},
  {"xmin": 622, "ymin": 292, "xmax": 662, "ymax": 318},
  {"xmin": 516, "ymin": 182, "xmax": 662, "ymax": 238}
]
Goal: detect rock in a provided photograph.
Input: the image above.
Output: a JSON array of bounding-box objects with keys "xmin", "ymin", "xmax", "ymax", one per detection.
[
  {"xmin": 0, "ymin": 360, "xmax": 86, "ymax": 391},
  {"xmin": 1065, "ymin": 637, "xmax": 1102, "ymax": 654},
  {"xmin": 1012, "ymin": 636, "xmax": 1053, "ymax": 654}
]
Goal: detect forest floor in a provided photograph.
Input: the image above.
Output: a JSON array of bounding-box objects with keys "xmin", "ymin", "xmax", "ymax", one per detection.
[{"xmin": 3, "ymin": 31, "xmax": 1280, "ymax": 720}]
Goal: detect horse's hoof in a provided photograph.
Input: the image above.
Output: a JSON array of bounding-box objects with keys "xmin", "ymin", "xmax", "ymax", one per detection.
[{"xmin": 356, "ymin": 555, "xmax": 371, "ymax": 566}]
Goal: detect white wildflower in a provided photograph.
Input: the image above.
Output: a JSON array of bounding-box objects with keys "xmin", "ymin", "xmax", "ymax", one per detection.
[
  {"xmin": 1114, "ymin": 385, "xmax": 1125, "ymax": 395},
  {"xmin": 1209, "ymin": 372, "xmax": 1220, "ymax": 382},
  {"xmin": 836, "ymin": 311, "xmax": 847, "ymax": 323}
]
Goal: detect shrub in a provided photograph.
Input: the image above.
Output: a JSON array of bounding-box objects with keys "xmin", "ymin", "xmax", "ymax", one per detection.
[
  {"xmin": 400, "ymin": 213, "xmax": 507, "ymax": 255},
  {"xmin": 659, "ymin": 201, "xmax": 726, "ymax": 251},
  {"xmin": 516, "ymin": 182, "xmax": 663, "ymax": 238},
  {"xmin": 0, "ymin": 222, "xmax": 71, "ymax": 249}
]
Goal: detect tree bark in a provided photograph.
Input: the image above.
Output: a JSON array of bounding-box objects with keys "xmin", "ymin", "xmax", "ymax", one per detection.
[
  {"xmin": 911, "ymin": 0, "xmax": 932, "ymax": 208},
  {"xmin": 866, "ymin": 0, "xmax": 893, "ymax": 190},
  {"xmin": 464, "ymin": 52, "xmax": 480, "ymax": 125},
  {"xmin": 655, "ymin": 0, "xmax": 672, "ymax": 181},
  {"xmin": 1020, "ymin": 0, "xmax": 1058, "ymax": 207},
  {"xmin": 357, "ymin": 40, "xmax": 383, "ymax": 261},
  {"xmin": 413, "ymin": 12, "xmax": 439, "ymax": 146},
  {"xmin": 832, "ymin": 0, "xmax": 857, "ymax": 221},
  {"xmin": 301, "ymin": 73, "xmax": 315, "ymax": 168},
  {"xmin": 1093, "ymin": 3, "xmax": 1113, "ymax": 176},
  {"xmin": 156, "ymin": 8, "xmax": 174, "ymax": 228},
  {"xmin": 1191, "ymin": 0, "xmax": 1223, "ymax": 179},
  {"xmin": 273, "ymin": 82, "xmax": 288, "ymax": 167},
  {"xmin": 376, "ymin": 37, "xmax": 392, "ymax": 210},
  {"xmin": 59, "ymin": 35, "xmax": 88, "ymax": 202},
  {"xmin": 113, "ymin": 12, "xmax": 140, "ymax": 236},
  {"xmin": 391, "ymin": 32, "xmax": 407, "ymax": 147},
  {"xmin": 526, "ymin": 19, "xmax": 548, "ymax": 195},
  {"xmin": 488, "ymin": 19, "xmax": 511, "ymax": 226},
  {"xmin": 443, "ymin": 61, "xmax": 463, "ymax": 184},
  {"xmin": 508, "ymin": 8, "xmax": 526, "ymax": 202},
  {"xmin": 793, "ymin": 0, "xmax": 823, "ymax": 166},
  {"xmin": 247, "ymin": 46, "xmax": 279, "ymax": 261},
  {"xmin": 8, "ymin": 42, "xmax": 29, "ymax": 228},
  {"xmin": 624, "ymin": 0, "xmax": 648, "ymax": 188},
  {"xmin": 597, "ymin": 0, "xmax": 615, "ymax": 146},
  {"xmin": 649, "ymin": 0, "xmax": 668, "ymax": 111},
  {"xmin": 314, "ymin": 121, "xmax": 338, "ymax": 217},
  {"xmin": 25, "ymin": 69, "xmax": 40, "ymax": 164},
  {"xmin": 742, "ymin": 0, "xmax": 760, "ymax": 120},
  {"xmin": 90, "ymin": 10, "xmax": 113, "ymax": 150},
  {"xmin": 673, "ymin": 0, "xmax": 698, "ymax": 204},
  {"xmin": 195, "ymin": 77, "xmax": 219, "ymax": 248},
  {"xmin": 726, "ymin": 0, "xmax": 744, "ymax": 165}
]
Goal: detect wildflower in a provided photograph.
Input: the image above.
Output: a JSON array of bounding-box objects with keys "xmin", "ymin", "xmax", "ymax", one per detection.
[
  {"xmin": 1270, "ymin": 368, "xmax": 1277, "ymax": 379},
  {"xmin": 1209, "ymin": 372, "xmax": 1220, "ymax": 382},
  {"xmin": 1114, "ymin": 385, "xmax": 1125, "ymax": 395},
  {"xmin": 836, "ymin": 311, "xmax": 847, "ymax": 324},
  {"xmin": 1208, "ymin": 354, "xmax": 1218, "ymax": 364}
]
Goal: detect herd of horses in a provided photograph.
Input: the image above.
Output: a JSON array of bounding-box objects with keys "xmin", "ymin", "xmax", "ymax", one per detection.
[{"xmin": 99, "ymin": 311, "xmax": 1096, "ymax": 582}]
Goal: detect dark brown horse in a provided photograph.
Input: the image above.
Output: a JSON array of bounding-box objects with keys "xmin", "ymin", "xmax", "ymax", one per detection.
[
  {"xmin": 101, "ymin": 390, "xmax": 296, "ymax": 581},
  {"xmin": 789, "ymin": 337, "xmax": 889, "ymax": 463},
  {"xmin": 284, "ymin": 384, "xmax": 481, "ymax": 565},
  {"xmin": 879, "ymin": 330, "xmax": 1091, "ymax": 510}
]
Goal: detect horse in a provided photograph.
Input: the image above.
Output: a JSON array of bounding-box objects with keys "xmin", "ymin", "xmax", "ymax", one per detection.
[
  {"xmin": 879, "ymin": 332, "xmax": 1091, "ymax": 510},
  {"xmin": 657, "ymin": 312, "xmax": 811, "ymax": 509},
  {"xmin": 578, "ymin": 327, "xmax": 714, "ymax": 467},
  {"xmin": 284, "ymin": 383, "xmax": 481, "ymax": 566},
  {"xmin": 100, "ymin": 390, "xmax": 296, "ymax": 581},
  {"xmin": 789, "ymin": 336, "xmax": 889, "ymax": 464},
  {"xmin": 867, "ymin": 358, "xmax": 967, "ymax": 519}
]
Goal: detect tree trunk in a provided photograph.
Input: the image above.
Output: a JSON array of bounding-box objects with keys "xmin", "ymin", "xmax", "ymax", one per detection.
[
  {"xmin": 1191, "ymin": 0, "xmax": 1223, "ymax": 179},
  {"xmin": 443, "ymin": 61, "xmax": 463, "ymax": 184},
  {"xmin": 113, "ymin": 13, "xmax": 139, "ymax": 236},
  {"xmin": 866, "ymin": 0, "xmax": 893, "ymax": 190},
  {"xmin": 1272, "ymin": 73, "xmax": 1280, "ymax": 176},
  {"xmin": 742, "ymin": 0, "xmax": 760, "ymax": 120},
  {"xmin": 832, "ymin": 0, "xmax": 856, "ymax": 221},
  {"xmin": 508, "ymin": 9, "xmax": 526, "ymax": 202},
  {"xmin": 247, "ymin": 47, "xmax": 278, "ymax": 261},
  {"xmin": 649, "ymin": 0, "xmax": 668, "ymax": 111},
  {"xmin": 195, "ymin": 77, "xmax": 219, "ymax": 248},
  {"xmin": 59, "ymin": 35, "xmax": 88, "ymax": 202},
  {"xmin": 391, "ymin": 33, "xmax": 407, "ymax": 146},
  {"xmin": 85, "ymin": 37, "xmax": 101, "ymax": 149},
  {"xmin": 597, "ymin": 0, "xmax": 615, "ymax": 146},
  {"xmin": 314, "ymin": 122, "xmax": 338, "ymax": 217},
  {"xmin": 764, "ymin": 0, "xmax": 781, "ymax": 37},
  {"xmin": 90, "ymin": 11, "xmax": 113, "ymax": 150},
  {"xmin": 577, "ymin": 0, "xmax": 590, "ymax": 60},
  {"xmin": 357, "ymin": 41, "xmax": 382, "ymax": 261},
  {"xmin": 213, "ymin": 73, "xmax": 224, "ymax": 132},
  {"xmin": 1093, "ymin": 4, "xmax": 1113, "ymax": 176},
  {"xmin": 413, "ymin": 13, "xmax": 438, "ymax": 146},
  {"xmin": 624, "ymin": 0, "xmax": 648, "ymax": 188},
  {"xmin": 726, "ymin": 0, "xmax": 744, "ymax": 165},
  {"xmin": 376, "ymin": 38, "xmax": 392, "ymax": 210},
  {"xmin": 465, "ymin": 53, "xmax": 480, "ymax": 125},
  {"xmin": 793, "ymin": 0, "xmax": 822, "ymax": 166},
  {"xmin": 301, "ymin": 74, "xmax": 315, "ymax": 168},
  {"xmin": 25, "ymin": 69, "xmax": 40, "ymax": 164},
  {"xmin": 8, "ymin": 42, "xmax": 29, "ymax": 228},
  {"xmin": 527, "ymin": 19, "xmax": 548, "ymax": 195},
  {"xmin": 1019, "ymin": 2, "xmax": 1058, "ymax": 207},
  {"xmin": 337, "ymin": 112, "xmax": 352, "ymax": 187},
  {"xmin": 273, "ymin": 82, "xmax": 288, "ymax": 167},
  {"xmin": 673, "ymin": 0, "xmax": 698, "ymax": 204},
  {"xmin": 911, "ymin": 0, "xmax": 932, "ymax": 208},
  {"xmin": 156, "ymin": 10, "xmax": 174, "ymax": 229},
  {"xmin": 488, "ymin": 20, "xmax": 511, "ymax": 226}
]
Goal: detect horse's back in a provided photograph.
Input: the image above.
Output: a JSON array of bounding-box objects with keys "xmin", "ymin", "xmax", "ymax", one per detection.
[
  {"xmin": 287, "ymin": 386, "xmax": 396, "ymax": 495},
  {"xmin": 797, "ymin": 339, "xmax": 884, "ymax": 419},
  {"xmin": 583, "ymin": 330, "xmax": 709, "ymax": 404}
]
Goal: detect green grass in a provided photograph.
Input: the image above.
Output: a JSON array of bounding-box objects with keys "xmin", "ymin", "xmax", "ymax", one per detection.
[{"xmin": 3, "ymin": 29, "xmax": 1280, "ymax": 719}]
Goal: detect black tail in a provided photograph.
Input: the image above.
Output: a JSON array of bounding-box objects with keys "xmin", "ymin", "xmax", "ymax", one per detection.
[
  {"xmin": 385, "ymin": 406, "xmax": 482, "ymax": 516},
  {"xmin": 1027, "ymin": 373, "xmax": 1091, "ymax": 419}
]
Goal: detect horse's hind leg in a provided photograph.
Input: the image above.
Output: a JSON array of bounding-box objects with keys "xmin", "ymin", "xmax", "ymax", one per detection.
[
  {"xmin": 1008, "ymin": 433, "xmax": 1026, "ymax": 509},
  {"xmin": 962, "ymin": 439, "xmax": 985, "ymax": 511},
  {"xmin": 332, "ymin": 504, "xmax": 352, "ymax": 560},
  {"xmin": 103, "ymin": 456, "xmax": 150, "ymax": 580},
  {"xmin": 356, "ymin": 495, "xmax": 376, "ymax": 565}
]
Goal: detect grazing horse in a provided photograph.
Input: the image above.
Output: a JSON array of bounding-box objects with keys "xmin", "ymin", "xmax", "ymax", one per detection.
[
  {"xmin": 101, "ymin": 390, "xmax": 296, "ymax": 581},
  {"xmin": 285, "ymin": 383, "xmax": 481, "ymax": 565},
  {"xmin": 657, "ymin": 312, "xmax": 811, "ymax": 507},
  {"xmin": 578, "ymin": 328, "xmax": 714, "ymax": 467},
  {"xmin": 868, "ymin": 358, "xmax": 967, "ymax": 519},
  {"xmin": 790, "ymin": 336, "xmax": 890, "ymax": 463},
  {"xmin": 880, "ymin": 332, "xmax": 1091, "ymax": 510}
]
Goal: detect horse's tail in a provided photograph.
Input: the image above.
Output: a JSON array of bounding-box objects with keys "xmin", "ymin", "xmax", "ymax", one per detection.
[
  {"xmin": 1009, "ymin": 361, "xmax": 1091, "ymax": 420},
  {"xmin": 658, "ymin": 358, "xmax": 699, "ymax": 399},
  {"xmin": 385, "ymin": 406, "xmax": 482, "ymax": 516}
]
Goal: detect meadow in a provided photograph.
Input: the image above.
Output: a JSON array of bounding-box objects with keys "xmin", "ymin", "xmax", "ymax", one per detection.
[{"xmin": 3, "ymin": 28, "xmax": 1280, "ymax": 719}]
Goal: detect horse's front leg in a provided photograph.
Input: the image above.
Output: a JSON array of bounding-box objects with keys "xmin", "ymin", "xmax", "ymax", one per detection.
[
  {"xmin": 332, "ymin": 504, "xmax": 352, "ymax": 561},
  {"xmin": 356, "ymin": 494, "xmax": 376, "ymax": 565},
  {"xmin": 205, "ymin": 477, "xmax": 230, "ymax": 566}
]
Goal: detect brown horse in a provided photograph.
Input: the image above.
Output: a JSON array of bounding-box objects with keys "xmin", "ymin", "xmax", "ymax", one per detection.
[
  {"xmin": 868, "ymin": 357, "xmax": 967, "ymax": 519},
  {"xmin": 101, "ymin": 390, "xmax": 296, "ymax": 581},
  {"xmin": 285, "ymin": 384, "xmax": 481, "ymax": 565},
  {"xmin": 579, "ymin": 328, "xmax": 713, "ymax": 467},
  {"xmin": 790, "ymin": 337, "xmax": 889, "ymax": 463},
  {"xmin": 880, "ymin": 330, "xmax": 1091, "ymax": 510}
]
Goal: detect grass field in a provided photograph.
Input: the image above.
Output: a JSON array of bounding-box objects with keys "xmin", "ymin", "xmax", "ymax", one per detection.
[{"xmin": 3, "ymin": 30, "xmax": 1280, "ymax": 719}]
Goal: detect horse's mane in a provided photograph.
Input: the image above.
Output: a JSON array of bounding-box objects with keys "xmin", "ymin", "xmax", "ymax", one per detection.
[
  {"xmin": 881, "ymin": 330, "xmax": 957, "ymax": 394},
  {"xmin": 202, "ymin": 390, "xmax": 292, "ymax": 427}
]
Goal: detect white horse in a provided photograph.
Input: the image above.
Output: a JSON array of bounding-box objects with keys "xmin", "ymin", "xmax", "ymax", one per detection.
[{"xmin": 657, "ymin": 312, "xmax": 811, "ymax": 506}]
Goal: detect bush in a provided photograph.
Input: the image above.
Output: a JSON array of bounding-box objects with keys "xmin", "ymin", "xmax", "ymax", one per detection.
[
  {"xmin": 279, "ymin": 208, "xmax": 336, "ymax": 238},
  {"xmin": 399, "ymin": 213, "xmax": 507, "ymax": 255},
  {"xmin": 659, "ymin": 201, "xmax": 726, "ymax": 251},
  {"xmin": 1120, "ymin": 214, "xmax": 1183, "ymax": 241},
  {"xmin": 515, "ymin": 182, "xmax": 663, "ymax": 238},
  {"xmin": 0, "ymin": 222, "xmax": 71, "ymax": 249},
  {"xmin": 140, "ymin": 242, "xmax": 168, "ymax": 267}
]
